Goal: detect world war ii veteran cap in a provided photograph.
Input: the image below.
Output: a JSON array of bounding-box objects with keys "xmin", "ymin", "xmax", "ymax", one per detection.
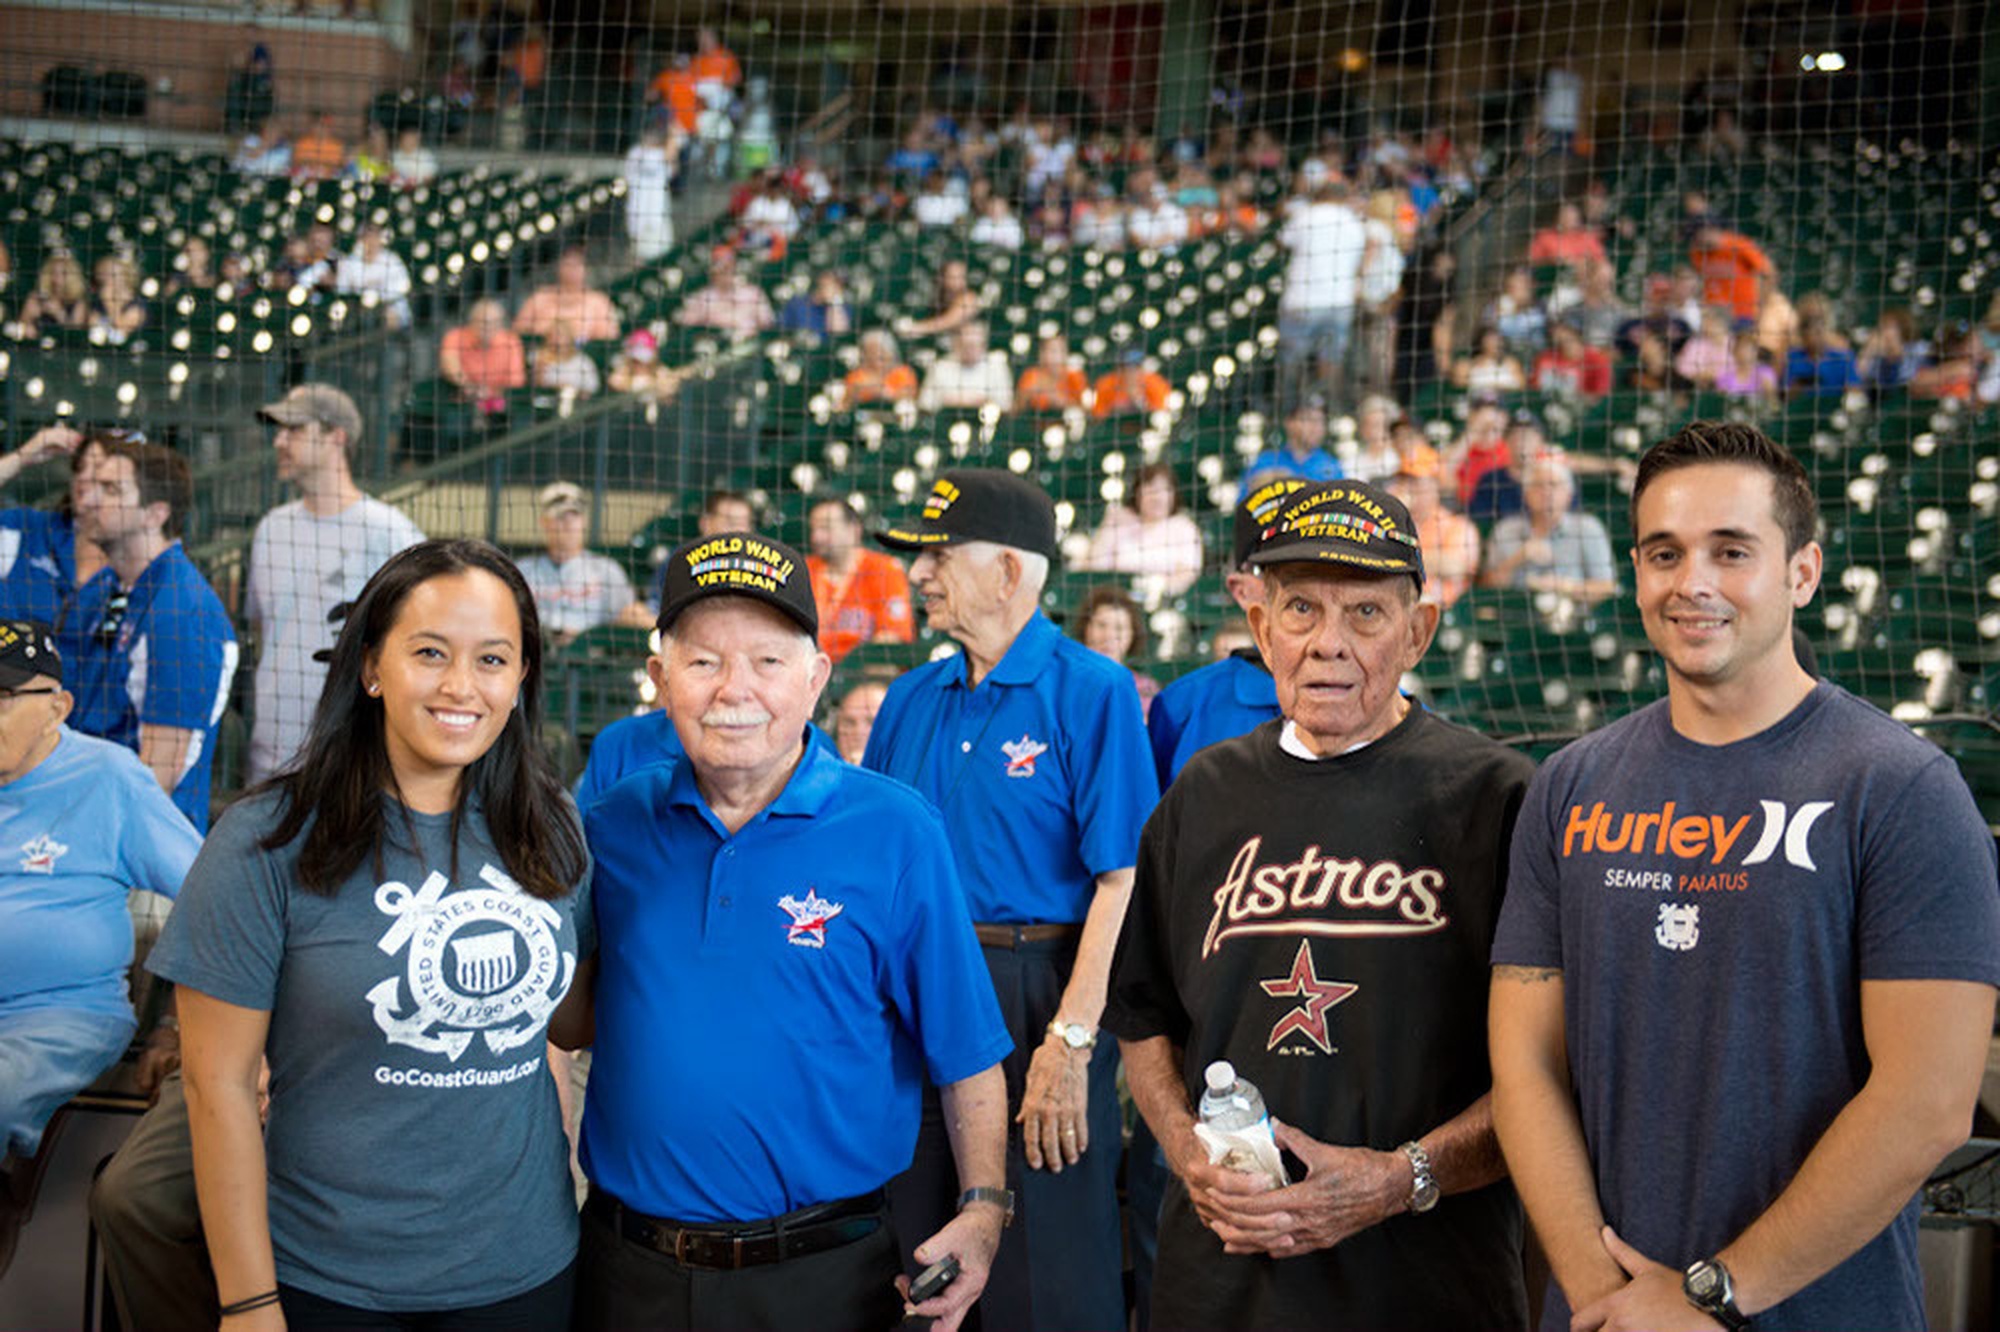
[
  {"xmin": 875, "ymin": 469, "xmax": 1058, "ymax": 560},
  {"xmin": 1233, "ymin": 476, "xmax": 1313, "ymax": 570},
  {"xmin": 0, "ymin": 619, "xmax": 62, "ymax": 688},
  {"xmin": 657, "ymin": 531, "xmax": 819, "ymax": 637},
  {"xmin": 1251, "ymin": 481, "xmax": 1425, "ymax": 590}
]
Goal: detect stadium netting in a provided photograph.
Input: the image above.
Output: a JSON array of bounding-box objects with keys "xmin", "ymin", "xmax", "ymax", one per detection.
[{"xmin": 1, "ymin": 0, "xmax": 1998, "ymax": 821}]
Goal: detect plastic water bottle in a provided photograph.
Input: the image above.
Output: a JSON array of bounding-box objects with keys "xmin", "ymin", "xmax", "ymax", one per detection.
[{"xmin": 1198, "ymin": 1060, "xmax": 1268, "ymax": 1132}]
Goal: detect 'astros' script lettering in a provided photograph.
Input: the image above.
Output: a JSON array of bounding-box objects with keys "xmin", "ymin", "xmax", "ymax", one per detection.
[{"xmin": 1201, "ymin": 836, "xmax": 1449, "ymax": 958}]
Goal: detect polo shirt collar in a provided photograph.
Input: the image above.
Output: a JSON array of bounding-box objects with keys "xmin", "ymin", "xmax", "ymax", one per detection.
[
  {"xmin": 660, "ymin": 726, "xmax": 838, "ymax": 830},
  {"xmin": 959, "ymin": 609, "xmax": 1059, "ymax": 688}
]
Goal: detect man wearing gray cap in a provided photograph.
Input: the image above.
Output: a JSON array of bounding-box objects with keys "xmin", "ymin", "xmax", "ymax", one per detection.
[
  {"xmin": 245, "ymin": 384, "xmax": 423, "ymax": 781},
  {"xmin": 516, "ymin": 481, "xmax": 652, "ymax": 648},
  {"xmin": 864, "ymin": 469, "xmax": 1158, "ymax": 1331},
  {"xmin": 1105, "ymin": 481, "xmax": 1534, "ymax": 1329}
]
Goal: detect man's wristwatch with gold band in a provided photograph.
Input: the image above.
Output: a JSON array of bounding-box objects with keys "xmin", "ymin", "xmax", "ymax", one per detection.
[{"xmin": 1046, "ymin": 1018, "xmax": 1097, "ymax": 1050}]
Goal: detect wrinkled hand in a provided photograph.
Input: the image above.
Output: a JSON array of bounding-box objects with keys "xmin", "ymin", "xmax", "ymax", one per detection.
[
  {"xmin": 134, "ymin": 1026, "xmax": 181, "ymax": 1102},
  {"xmin": 1162, "ymin": 1123, "xmax": 1280, "ymax": 1238},
  {"xmin": 1570, "ymin": 1227, "xmax": 1723, "ymax": 1332},
  {"xmin": 897, "ymin": 1205, "xmax": 1003, "ymax": 1332},
  {"xmin": 1017, "ymin": 1040, "xmax": 1090, "ymax": 1172},
  {"xmin": 1525, "ymin": 537, "xmax": 1556, "ymax": 565},
  {"xmin": 1197, "ymin": 1121, "xmax": 1407, "ymax": 1258}
]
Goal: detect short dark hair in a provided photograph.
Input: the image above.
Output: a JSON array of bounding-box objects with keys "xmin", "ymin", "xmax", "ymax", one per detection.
[
  {"xmin": 1631, "ymin": 421, "xmax": 1817, "ymax": 554},
  {"xmin": 1074, "ymin": 583, "xmax": 1148, "ymax": 657},
  {"xmin": 102, "ymin": 440, "xmax": 193, "ymax": 538},
  {"xmin": 703, "ymin": 489, "xmax": 754, "ymax": 520}
]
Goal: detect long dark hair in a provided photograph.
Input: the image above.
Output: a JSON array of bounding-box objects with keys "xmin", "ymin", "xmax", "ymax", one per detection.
[{"xmin": 258, "ymin": 538, "xmax": 586, "ymax": 901}]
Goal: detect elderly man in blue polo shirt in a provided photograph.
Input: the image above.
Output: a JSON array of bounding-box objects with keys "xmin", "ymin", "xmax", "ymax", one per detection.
[
  {"xmin": 864, "ymin": 470, "xmax": 1159, "ymax": 1332},
  {"xmin": 561, "ymin": 530, "xmax": 1013, "ymax": 1332}
]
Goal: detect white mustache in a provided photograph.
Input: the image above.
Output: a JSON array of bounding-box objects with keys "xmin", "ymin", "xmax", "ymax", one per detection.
[{"xmin": 702, "ymin": 706, "xmax": 773, "ymax": 727}]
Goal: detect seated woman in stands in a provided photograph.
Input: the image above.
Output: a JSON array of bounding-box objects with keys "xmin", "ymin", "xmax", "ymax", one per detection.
[
  {"xmin": 0, "ymin": 619, "xmax": 200, "ymax": 1259},
  {"xmin": 88, "ymin": 257, "xmax": 148, "ymax": 344},
  {"xmin": 532, "ymin": 319, "xmax": 603, "ymax": 398},
  {"xmin": 899, "ymin": 258, "xmax": 981, "ymax": 338},
  {"xmin": 1072, "ymin": 584, "xmax": 1160, "ymax": 716},
  {"xmin": 19, "ymin": 253, "xmax": 90, "ymax": 336},
  {"xmin": 1075, "ymin": 463, "xmax": 1204, "ymax": 598},
  {"xmin": 1450, "ymin": 325, "xmax": 1526, "ymax": 393}
]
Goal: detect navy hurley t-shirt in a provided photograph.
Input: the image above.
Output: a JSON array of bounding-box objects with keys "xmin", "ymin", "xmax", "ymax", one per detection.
[{"xmin": 1492, "ymin": 683, "xmax": 2000, "ymax": 1331}]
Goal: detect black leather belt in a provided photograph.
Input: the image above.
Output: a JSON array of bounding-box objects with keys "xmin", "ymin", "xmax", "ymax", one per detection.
[
  {"xmin": 584, "ymin": 1187, "xmax": 885, "ymax": 1271},
  {"xmin": 974, "ymin": 922, "xmax": 1084, "ymax": 948}
]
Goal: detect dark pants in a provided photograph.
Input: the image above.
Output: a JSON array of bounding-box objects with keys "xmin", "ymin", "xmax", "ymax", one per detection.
[
  {"xmin": 88, "ymin": 1071, "xmax": 217, "ymax": 1332},
  {"xmin": 572, "ymin": 1193, "xmax": 903, "ymax": 1332},
  {"xmin": 281, "ymin": 1261, "xmax": 575, "ymax": 1331},
  {"xmin": 886, "ymin": 937, "xmax": 1125, "ymax": 1332}
]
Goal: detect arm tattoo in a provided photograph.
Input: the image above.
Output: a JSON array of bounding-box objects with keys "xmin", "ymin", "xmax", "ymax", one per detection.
[{"xmin": 1492, "ymin": 964, "xmax": 1564, "ymax": 982}]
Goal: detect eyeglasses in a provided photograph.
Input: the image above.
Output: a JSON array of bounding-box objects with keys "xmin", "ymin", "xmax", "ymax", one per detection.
[{"xmin": 94, "ymin": 588, "xmax": 131, "ymax": 647}]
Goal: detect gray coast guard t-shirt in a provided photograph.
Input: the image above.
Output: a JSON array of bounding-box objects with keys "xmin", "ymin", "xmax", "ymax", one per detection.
[{"xmin": 149, "ymin": 790, "xmax": 590, "ymax": 1310}]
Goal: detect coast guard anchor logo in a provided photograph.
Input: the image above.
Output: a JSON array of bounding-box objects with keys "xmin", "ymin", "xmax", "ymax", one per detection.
[
  {"xmin": 1655, "ymin": 903, "xmax": 1700, "ymax": 952},
  {"xmin": 1002, "ymin": 734, "xmax": 1048, "ymax": 778},
  {"xmin": 366, "ymin": 864, "xmax": 574, "ymax": 1061},
  {"xmin": 18, "ymin": 833, "xmax": 66, "ymax": 873},
  {"xmin": 778, "ymin": 889, "xmax": 845, "ymax": 948}
]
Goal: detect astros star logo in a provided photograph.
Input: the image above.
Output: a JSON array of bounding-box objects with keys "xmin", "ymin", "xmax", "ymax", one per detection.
[
  {"xmin": 19, "ymin": 832, "xmax": 67, "ymax": 874},
  {"xmin": 777, "ymin": 889, "xmax": 846, "ymax": 949},
  {"xmin": 1259, "ymin": 939, "xmax": 1357, "ymax": 1054}
]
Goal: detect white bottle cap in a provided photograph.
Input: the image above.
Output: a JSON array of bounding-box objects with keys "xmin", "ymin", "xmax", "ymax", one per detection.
[{"xmin": 1204, "ymin": 1060, "xmax": 1236, "ymax": 1093}]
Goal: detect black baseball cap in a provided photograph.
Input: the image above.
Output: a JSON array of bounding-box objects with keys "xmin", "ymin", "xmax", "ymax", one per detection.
[
  {"xmin": 1251, "ymin": 481, "xmax": 1426, "ymax": 590},
  {"xmin": 0, "ymin": 619, "xmax": 62, "ymax": 688},
  {"xmin": 656, "ymin": 531, "xmax": 819, "ymax": 637},
  {"xmin": 1233, "ymin": 476, "xmax": 1312, "ymax": 570},
  {"xmin": 876, "ymin": 469, "xmax": 1058, "ymax": 560}
]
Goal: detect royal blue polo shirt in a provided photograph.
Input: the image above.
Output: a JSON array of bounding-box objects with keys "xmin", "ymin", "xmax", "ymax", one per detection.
[
  {"xmin": 574, "ymin": 709, "xmax": 686, "ymax": 809},
  {"xmin": 580, "ymin": 735, "xmax": 1011, "ymax": 1224},
  {"xmin": 1146, "ymin": 649, "xmax": 1281, "ymax": 789},
  {"xmin": 0, "ymin": 507, "xmax": 79, "ymax": 640},
  {"xmin": 66, "ymin": 545, "xmax": 239, "ymax": 830},
  {"xmin": 861, "ymin": 610, "xmax": 1157, "ymax": 924}
]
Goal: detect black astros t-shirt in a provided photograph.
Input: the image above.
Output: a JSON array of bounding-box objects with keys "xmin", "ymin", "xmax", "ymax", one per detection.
[{"xmin": 1108, "ymin": 706, "xmax": 1535, "ymax": 1330}]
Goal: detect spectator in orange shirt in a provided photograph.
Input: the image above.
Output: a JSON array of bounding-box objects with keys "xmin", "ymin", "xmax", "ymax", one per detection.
[
  {"xmin": 514, "ymin": 246, "xmax": 621, "ymax": 345},
  {"xmin": 290, "ymin": 112, "xmax": 347, "ymax": 181},
  {"xmin": 651, "ymin": 55, "xmax": 702, "ymax": 134},
  {"xmin": 1526, "ymin": 201, "xmax": 1606, "ymax": 270},
  {"xmin": 1089, "ymin": 350, "xmax": 1171, "ymax": 419},
  {"xmin": 1386, "ymin": 452, "xmax": 1479, "ymax": 610},
  {"xmin": 1016, "ymin": 335, "xmax": 1089, "ymax": 412},
  {"xmin": 690, "ymin": 26, "xmax": 742, "ymax": 93},
  {"xmin": 835, "ymin": 330, "xmax": 919, "ymax": 407},
  {"xmin": 805, "ymin": 497, "xmax": 914, "ymax": 662},
  {"xmin": 439, "ymin": 299, "xmax": 527, "ymax": 409},
  {"xmin": 1689, "ymin": 220, "xmax": 1776, "ymax": 323}
]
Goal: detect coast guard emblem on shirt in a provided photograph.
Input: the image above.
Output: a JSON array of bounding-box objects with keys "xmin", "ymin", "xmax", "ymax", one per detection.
[
  {"xmin": 1002, "ymin": 734, "xmax": 1048, "ymax": 778},
  {"xmin": 779, "ymin": 889, "xmax": 845, "ymax": 948},
  {"xmin": 18, "ymin": 833, "xmax": 66, "ymax": 873},
  {"xmin": 1655, "ymin": 903, "xmax": 1700, "ymax": 951},
  {"xmin": 365, "ymin": 864, "xmax": 575, "ymax": 1061}
]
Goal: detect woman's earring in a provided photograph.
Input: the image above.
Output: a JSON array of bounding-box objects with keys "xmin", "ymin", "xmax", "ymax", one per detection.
[{"xmin": 365, "ymin": 682, "xmax": 380, "ymax": 696}]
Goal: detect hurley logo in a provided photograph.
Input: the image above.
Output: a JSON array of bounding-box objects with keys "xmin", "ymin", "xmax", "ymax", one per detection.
[{"xmin": 1564, "ymin": 799, "xmax": 1833, "ymax": 872}]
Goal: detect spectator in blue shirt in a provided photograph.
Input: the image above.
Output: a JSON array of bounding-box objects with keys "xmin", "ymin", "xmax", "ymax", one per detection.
[
  {"xmin": 67, "ymin": 441, "xmax": 238, "ymax": 829},
  {"xmin": 1243, "ymin": 397, "xmax": 1346, "ymax": 492},
  {"xmin": 0, "ymin": 425, "xmax": 116, "ymax": 642},
  {"xmin": 0, "ymin": 620, "xmax": 200, "ymax": 1173},
  {"xmin": 777, "ymin": 270, "xmax": 855, "ymax": 342},
  {"xmin": 1784, "ymin": 320, "xmax": 1861, "ymax": 397}
]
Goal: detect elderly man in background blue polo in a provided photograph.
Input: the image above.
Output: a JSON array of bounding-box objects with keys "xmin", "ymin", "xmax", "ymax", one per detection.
[
  {"xmin": 864, "ymin": 470, "xmax": 1159, "ymax": 1331},
  {"xmin": 562, "ymin": 530, "xmax": 1013, "ymax": 1332}
]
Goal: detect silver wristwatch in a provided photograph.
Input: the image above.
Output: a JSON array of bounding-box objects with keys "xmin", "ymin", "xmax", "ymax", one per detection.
[
  {"xmin": 1046, "ymin": 1018, "xmax": 1097, "ymax": 1050},
  {"xmin": 1399, "ymin": 1140, "xmax": 1439, "ymax": 1213}
]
